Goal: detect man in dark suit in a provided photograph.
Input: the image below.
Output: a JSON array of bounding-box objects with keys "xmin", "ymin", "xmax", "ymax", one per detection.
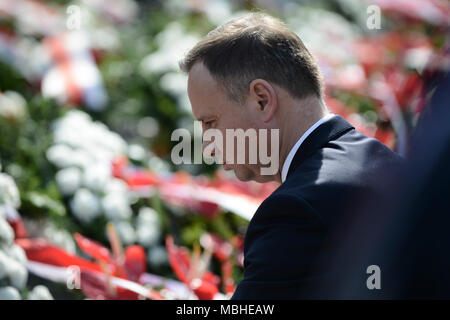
[
  {"xmin": 319, "ymin": 69, "xmax": 450, "ymax": 299},
  {"xmin": 179, "ymin": 13, "xmax": 402, "ymax": 299}
]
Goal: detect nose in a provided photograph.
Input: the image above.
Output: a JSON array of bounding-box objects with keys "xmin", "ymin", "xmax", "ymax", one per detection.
[{"xmin": 202, "ymin": 140, "xmax": 215, "ymax": 158}]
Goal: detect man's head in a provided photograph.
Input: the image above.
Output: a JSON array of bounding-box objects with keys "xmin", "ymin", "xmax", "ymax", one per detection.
[{"xmin": 180, "ymin": 12, "xmax": 327, "ymax": 183}]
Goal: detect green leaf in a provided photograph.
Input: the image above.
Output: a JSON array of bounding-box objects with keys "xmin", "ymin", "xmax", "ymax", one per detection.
[{"xmin": 24, "ymin": 191, "xmax": 66, "ymax": 218}]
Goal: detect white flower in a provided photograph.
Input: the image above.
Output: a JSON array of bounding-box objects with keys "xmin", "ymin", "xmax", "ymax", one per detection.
[
  {"xmin": 51, "ymin": 110, "xmax": 126, "ymax": 167},
  {"xmin": 159, "ymin": 72, "xmax": 192, "ymax": 111},
  {"xmin": 0, "ymin": 217, "xmax": 14, "ymax": 245},
  {"xmin": 104, "ymin": 178, "xmax": 129, "ymax": 195},
  {"xmin": 0, "ymin": 173, "xmax": 21, "ymax": 209},
  {"xmin": 140, "ymin": 22, "xmax": 200, "ymax": 75},
  {"xmin": 51, "ymin": 112, "xmax": 86, "ymax": 135},
  {"xmin": 70, "ymin": 188, "xmax": 101, "ymax": 224},
  {"xmin": 0, "ymin": 286, "xmax": 21, "ymax": 300},
  {"xmin": 136, "ymin": 224, "xmax": 161, "ymax": 248},
  {"xmin": 54, "ymin": 125, "xmax": 92, "ymax": 150},
  {"xmin": 404, "ymin": 47, "xmax": 432, "ymax": 72},
  {"xmin": 85, "ymin": 147, "xmax": 113, "ymax": 166},
  {"xmin": 46, "ymin": 144, "xmax": 76, "ymax": 168},
  {"xmin": 55, "ymin": 167, "xmax": 82, "ymax": 196},
  {"xmin": 202, "ymin": 0, "xmax": 232, "ymax": 25},
  {"xmin": 70, "ymin": 150, "xmax": 93, "ymax": 170},
  {"xmin": 5, "ymin": 258, "xmax": 27, "ymax": 289},
  {"xmin": 3, "ymin": 244, "xmax": 27, "ymax": 265},
  {"xmin": 42, "ymin": 223, "xmax": 76, "ymax": 254},
  {"xmin": 148, "ymin": 246, "xmax": 168, "ymax": 269},
  {"xmin": 113, "ymin": 221, "xmax": 136, "ymax": 245},
  {"xmin": 127, "ymin": 144, "xmax": 147, "ymax": 162},
  {"xmin": 0, "ymin": 250, "xmax": 27, "ymax": 289},
  {"xmin": 62, "ymin": 109, "xmax": 92, "ymax": 124},
  {"xmin": 137, "ymin": 207, "xmax": 159, "ymax": 224},
  {"xmin": 97, "ymin": 130, "xmax": 127, "ymax": 155},
  {"xmin": 0, "ymin": 250, "xmax": 9, "ymax": 279},
  {"xmin": 82, "ymin": 164, "xmax": 111, "ymax": 193},
  {"xmin": 284, "ymin": 6, "xmax": 360, "ymax": 64},
  {"xmin": 159, "ymin": 72, "xmax": 187, "ymax": 98},
  {"xmin": 0, "ymin": 91, "xmax": 27, "ymax": 121},
  {"xmin": 78, "ymin": 121, "xmax": 127, "ymax": 156},
  {"xmin": 27, "ymin": 285, "xmax": 54, "ymax": 300},
  {"xmin": 147, "ymin": 157, "xmax": 171, "ymax": 176},
  {"xmin": 101, "ymin": 193, "xmax": 132, "ymax": 221},
  {"xmin": 136, "ymin": 207, "xmax": 161, "ymax": 247},
  {"xmin": 90, "ymin": 27, "xmax": 121, "ymax": 52},
  {"xmin": 53, "ymin": 128, "xmax": 83, "ymax": 149},
  {"xmin": 137, "ymin": 117, "xmax": 159, "ymax": 139}
]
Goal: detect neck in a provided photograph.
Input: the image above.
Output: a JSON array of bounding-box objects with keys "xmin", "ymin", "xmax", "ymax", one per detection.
[{"xmin": 274, "ymin": 97, "xmax": 328, "ymax": 183}]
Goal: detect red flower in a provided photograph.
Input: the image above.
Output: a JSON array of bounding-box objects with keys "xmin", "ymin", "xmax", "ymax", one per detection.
[
  {"xmin": 165, "ymin": 236, "xmax": 220, "ymax": 300},
  {"xmin": 124, "ymin": 245, "xmax": 147, "ymax": 282},
  {"xmin": 17, "ymin": 231, "xmax": 161, "ymax": 300}
]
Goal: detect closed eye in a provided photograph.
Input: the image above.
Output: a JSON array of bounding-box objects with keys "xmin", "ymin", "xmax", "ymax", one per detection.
[{"xmin": 204, "ymin": 120, "xmax": 215, "ymax": 129}]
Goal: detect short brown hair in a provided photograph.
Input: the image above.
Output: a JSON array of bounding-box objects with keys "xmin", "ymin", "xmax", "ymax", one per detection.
[{"xmin": 179, "ymin": 12, "xmax": 323, "ymax": 104}]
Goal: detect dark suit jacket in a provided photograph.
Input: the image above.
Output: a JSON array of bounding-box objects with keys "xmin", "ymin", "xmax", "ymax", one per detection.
[
  {"xmin": 231, "ymin": 115, "xmax": 402, "ymax": 299},
  {"xmin": 320, "ymin": 71, "xmax": 450, "ymax": 299}
]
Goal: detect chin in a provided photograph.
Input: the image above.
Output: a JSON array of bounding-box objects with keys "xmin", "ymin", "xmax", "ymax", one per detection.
[
  {"xmin": 234, "ymin": 167, "xmax": 276, "ymax": 183},
  {"xmin": 252, "ymin": 175, "xmax": 273, "ymax": 183},
  {"xmin": 233, "ymin": 167, "xmax": 254, "ymax": 182}
]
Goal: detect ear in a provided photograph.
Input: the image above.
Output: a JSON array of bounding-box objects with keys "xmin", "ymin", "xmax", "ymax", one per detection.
[{"xmin": 248, "ymin": 79, "xmax": 277, "ymax": 123}]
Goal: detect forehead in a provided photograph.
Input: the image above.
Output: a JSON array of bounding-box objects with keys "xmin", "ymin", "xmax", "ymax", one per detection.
[{"xmin": 187, "ymin": 62, "xmax": 229, "ymax": 119}]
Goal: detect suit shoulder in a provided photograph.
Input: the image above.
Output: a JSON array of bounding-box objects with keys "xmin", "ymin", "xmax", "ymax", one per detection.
[
  {"xmin": 251, "ymin": 191, "xmax": 322, "ymax": 226},
  {"xmin": 278, "ymin": 129, "xmax": 403, "ymax": 227}
]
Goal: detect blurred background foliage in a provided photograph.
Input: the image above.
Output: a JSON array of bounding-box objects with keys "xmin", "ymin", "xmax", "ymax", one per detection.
[{"xmin": 0, "ymin": 0, "xmax": 448, "ymax": 299}]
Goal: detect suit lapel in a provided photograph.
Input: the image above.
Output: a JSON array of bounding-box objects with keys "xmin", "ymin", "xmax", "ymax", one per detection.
[{"xmin": 286, "ymin": 115, "xmax": 355, "ymax": 179}]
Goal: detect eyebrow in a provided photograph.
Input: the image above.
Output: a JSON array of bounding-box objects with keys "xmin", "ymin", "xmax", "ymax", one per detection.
[{"xmin": 197, "ymin": 116, "xmax": 214, "ymax": 122}]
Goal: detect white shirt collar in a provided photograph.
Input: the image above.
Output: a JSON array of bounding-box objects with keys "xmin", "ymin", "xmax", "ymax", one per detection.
[{"xmin": 281, "ymin": 113, "xmax": 336, "ymax": 183}]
